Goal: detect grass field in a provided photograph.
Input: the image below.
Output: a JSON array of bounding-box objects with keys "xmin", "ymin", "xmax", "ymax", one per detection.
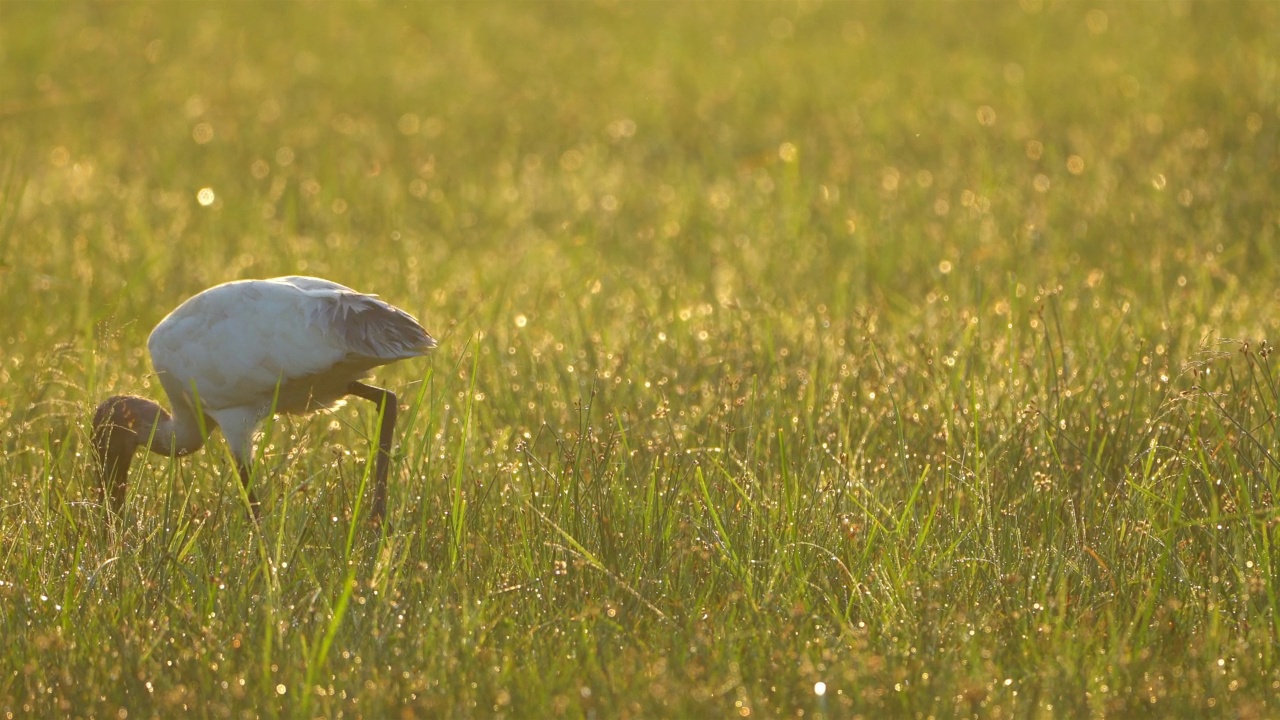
[{"xmin": 2, "ymin": 1, "xmax": 1279, "ymax": 717}]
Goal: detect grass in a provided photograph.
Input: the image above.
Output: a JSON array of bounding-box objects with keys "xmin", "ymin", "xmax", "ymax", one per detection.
[{"xmin": 1, "ymin": 1, "xmax": 1279, "ymax": 716}]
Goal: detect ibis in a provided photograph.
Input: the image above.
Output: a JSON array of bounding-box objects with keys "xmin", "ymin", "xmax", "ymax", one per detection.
[{"xmin": 91, "ymin": 276, "xmax": 436, "ymax": 521}]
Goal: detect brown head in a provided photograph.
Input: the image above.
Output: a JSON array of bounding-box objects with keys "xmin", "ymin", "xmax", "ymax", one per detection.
[{"xmin": 91, "ymin": 395, "xmax": 165, "ymax": 513}]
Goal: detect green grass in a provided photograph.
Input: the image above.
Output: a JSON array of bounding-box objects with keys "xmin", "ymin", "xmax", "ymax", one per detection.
[{"xmin": 2, "ymin": 1, "xmax": 1279, "ymax": 716}]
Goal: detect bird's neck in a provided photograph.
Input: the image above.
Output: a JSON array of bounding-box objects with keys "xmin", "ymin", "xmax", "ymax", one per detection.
[{"xmin": 149, "ymin": 399, "xmax": 205, "ymax": 457}]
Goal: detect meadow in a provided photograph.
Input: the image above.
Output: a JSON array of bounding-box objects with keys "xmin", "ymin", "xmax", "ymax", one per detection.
[{"xmin": 1, "ymin": 1, "xmax": 1278, "ymax": 717}]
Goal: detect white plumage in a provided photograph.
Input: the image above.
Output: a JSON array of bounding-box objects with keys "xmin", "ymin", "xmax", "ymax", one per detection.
[{"xmin": 93, "ymin": 276, "xmax": 436, "ymax": 521}]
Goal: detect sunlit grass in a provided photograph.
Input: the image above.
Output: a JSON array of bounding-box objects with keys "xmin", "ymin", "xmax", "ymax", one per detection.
[{"xmin": 2, "ymin": 1, "xmax": 1279, "ymax": 716}]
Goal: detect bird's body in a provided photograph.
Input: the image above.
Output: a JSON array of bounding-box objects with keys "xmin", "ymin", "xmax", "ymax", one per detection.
[{"xmin": 93, "ymin": 276, "xmax": 436, "ymax": 520}]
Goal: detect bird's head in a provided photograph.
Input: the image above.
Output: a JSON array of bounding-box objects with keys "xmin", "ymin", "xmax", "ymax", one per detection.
[{"xmin": 91, "ymin": 395, "xmax": 164, "ymax": 513}]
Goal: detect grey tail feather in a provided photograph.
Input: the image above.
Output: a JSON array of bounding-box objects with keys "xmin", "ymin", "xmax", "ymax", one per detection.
[{"xmin": 326, "ymin": 293, "xmax": 436, "ymax": 359}]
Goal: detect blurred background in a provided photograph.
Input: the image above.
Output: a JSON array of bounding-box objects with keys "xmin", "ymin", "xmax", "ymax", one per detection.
[{"xmin": 3, "ymin": 2, "xmax": 1275, "ymax": 344}]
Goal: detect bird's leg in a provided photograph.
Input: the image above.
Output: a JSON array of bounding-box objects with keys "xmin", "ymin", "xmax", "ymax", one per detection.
[
  {"xmin": 346, "ymin": 381, "xmax": 397, "ymax": 523},
  {"xmin": 235, "ymin": 458, "xmax": 261, "ymax": 520}
]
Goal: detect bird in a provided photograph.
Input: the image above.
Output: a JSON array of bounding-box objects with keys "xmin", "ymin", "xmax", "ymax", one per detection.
[{"xmin": 91, "ymin": 275, "xmax": 436, "ymax": 522}]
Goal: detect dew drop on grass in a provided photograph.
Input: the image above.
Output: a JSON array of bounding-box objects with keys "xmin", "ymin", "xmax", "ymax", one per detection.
[
  {"xmin": 192, "ymin": 122, "xmax": 214, "ymax": 144},
  {"xmin": 1086, "ymin": 9, "xmax": 1108, "ymax": 34},
  {"xmin": 398, "ymin": 113, "xmax": 420, "ymax": 135},
  {"xmin": 197, "ymin": 188, "xmax": 215, "ymax": 206}
]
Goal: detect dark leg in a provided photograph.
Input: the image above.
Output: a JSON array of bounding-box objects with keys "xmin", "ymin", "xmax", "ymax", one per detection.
[
  {"xmin": 235, "ymin": 459, "xmax": 261, "ymax": 519},
  {"xmin": 347, "ymin": 381, "xmax": 397, "ymax": 523}
]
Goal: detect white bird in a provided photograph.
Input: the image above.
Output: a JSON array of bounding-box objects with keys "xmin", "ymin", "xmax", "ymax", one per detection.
[{"xmin": 92, "ymin": 276, "xmax": 436, "ymax": 522}]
